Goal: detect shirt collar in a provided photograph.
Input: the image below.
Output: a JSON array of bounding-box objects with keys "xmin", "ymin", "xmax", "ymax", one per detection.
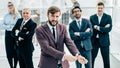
[
  {"xmin": 97, "ymin": 13, "xmax": 103, "ymax": 17},
  {"xmin": 23, "ymin": 18, "xmax": 30, "ymax": 23},
  {"xmin": 75, "ymin": 17, "xmax": 82, "ymax": 23}
]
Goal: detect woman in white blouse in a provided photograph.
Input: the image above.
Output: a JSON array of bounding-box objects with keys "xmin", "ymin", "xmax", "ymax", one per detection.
[{"xmin": 3, "ymin": 2, "xmax": 21, "ymax": 68}]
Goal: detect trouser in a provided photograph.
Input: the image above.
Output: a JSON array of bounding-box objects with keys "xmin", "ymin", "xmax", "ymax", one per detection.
[
  {"xmin": 17, "ymin": 49, "xmax": 34, "ymax": 68},
  {"xmin": 92, "ymin": 38, "xmax": 110, "ymax": 68},
  {"xmin": 5, "ymin": 30, "xmax": 18, "ymax": 68},
  {"xmin": 76, "ymin": 48, "xmax": 92, "ymax": 68}
]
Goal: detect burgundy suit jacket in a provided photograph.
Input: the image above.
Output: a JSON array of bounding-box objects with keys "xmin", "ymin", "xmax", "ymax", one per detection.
[{"xmin": 35, "ymin": 22, "xmax": 79, "ymax": 68}]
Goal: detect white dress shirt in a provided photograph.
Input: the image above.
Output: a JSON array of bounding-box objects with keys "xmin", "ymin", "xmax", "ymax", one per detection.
[
  {"xmin": 96, "ymin": 13, "xmax": 103, "ymax": 38},
  {"xmin": 47, "ymin": 22, "xmax": 57, "ymax": 42}
]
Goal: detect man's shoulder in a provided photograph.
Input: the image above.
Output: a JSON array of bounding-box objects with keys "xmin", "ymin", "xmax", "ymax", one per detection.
[
  {"xmin": 57, "ymin": 23, "xmax": 66, "ymax": 28},
  {"xmin": 90, "ymin": 14, "xmax": 97, "ymax": 18},
  {"xmin": 82, "ymin": 18, "xmax": 89, "ymax": 21},
  {"xmin": 103, "ymin": 13, "xmax": 111, "ymax": 18},
  {"xmin": 69, "ymin": 20, "xmax": 76, "ymax": 25}
]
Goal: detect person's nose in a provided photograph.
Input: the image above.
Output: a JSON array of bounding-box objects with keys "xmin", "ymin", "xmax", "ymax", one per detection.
[{"xmin": 53, "ymin": 17, "xmax": 57, "ymax": 21}]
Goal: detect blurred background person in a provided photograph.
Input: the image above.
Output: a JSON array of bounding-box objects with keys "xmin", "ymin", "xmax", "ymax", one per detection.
[
  {"xmin": 90, "ymin": 2, "xmax": 112, "ymax": 68},
  {"xmin": 2, "ymin": 1, "xmax": 21, "ymax": 68},
  {"xmin": 69, "ymin": 6, "xmax": 93, "ymax": 68},
  {"xmin": 12, "ymin": 8, "xmax": 37, "ymax": 68}
]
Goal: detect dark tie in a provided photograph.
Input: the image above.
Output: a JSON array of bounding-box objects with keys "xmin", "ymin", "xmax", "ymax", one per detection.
[
  {"xmin": 52, "ymin": 27, "xmax": 55, "ymax": 38},
  {"xmin": 20, "ymin": 21, "xmax": 25, "ymax": 30},
  {"xmin": 78, "ymin": 21, "xmax": 81, "ymax": 29}
]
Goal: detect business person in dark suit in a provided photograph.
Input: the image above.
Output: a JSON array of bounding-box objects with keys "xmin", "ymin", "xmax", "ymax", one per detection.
[
  {"xmin": 12, "ymin": 8, "xmax": 37, "ymax": 68},
  {"xmin": 35, "ymin": 6, "xmax": 88, "ymax": 68},
  {"xmin": 69, "ymin": 6, "xmax": 93, "ymax": 68},
  {"xmin": 90, "ymin": 2, "xmax": 112, "ymax": 68}
]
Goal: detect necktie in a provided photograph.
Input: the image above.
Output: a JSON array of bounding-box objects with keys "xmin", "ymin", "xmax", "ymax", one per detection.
[
  {"xmin": 20, "ymin": 21, "xmax": 25, "ymax": 30},
  {"xmin": 78, "ymin": 21, "xmax": 81, "ymax": 29},
  {"xmin": 52, "ymin": 27, "xmax": 55, "ymax": 38}
]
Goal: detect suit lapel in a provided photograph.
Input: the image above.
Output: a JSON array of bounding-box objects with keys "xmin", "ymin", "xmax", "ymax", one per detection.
[
  {"xmin": 56, "ymin": 24, "xmax": 60, "ymax": 43},
  {"xmin": 95, "ymin": 14, "xmax": 99, "ymax": 25},
  {"xmin": 79, "ymin": 19, "xmax": 84, "ymax": 31},
  {"xmin": 99, "ymin": 13, "xmax": 105, "ymax": 25},
  {"xmin": 73, "ymin": 21, "xmax": 80, "ymax": 31},
  {"xmin": 23, "ymin": 19, "xmax": 31, "ymax": 28},
  {"xmin": 18, "ymin": 19, "xmax": 23, "ymax": 30},
  {"xmin": 44, "ymin": 24, "xmax": 55, "ymax": 42}
]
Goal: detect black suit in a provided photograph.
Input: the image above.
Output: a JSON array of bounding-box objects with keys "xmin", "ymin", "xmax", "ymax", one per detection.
[
  {"xmin": 69, "ymin": 18, "xmax": 93, "ymax": 68},
  {"xmin": 90, "ymin": 13, "xmax": 112, "ymax": 68},
  {"xmin": 12, "ymin": 18, "xmax": 37, "ymax": 68}
]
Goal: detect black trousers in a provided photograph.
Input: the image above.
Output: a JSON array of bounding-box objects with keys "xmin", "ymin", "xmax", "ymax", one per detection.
[
  {"xmin": 17, "ymin": 49, "xmax": 34, "ymax": 68},
  {"xmin": 5, "ymin": 30, "xmax": 18, "ymax": 68},
  {"xmin": 92, "ymin": 38, "xmax": 110, "ymax": 68}
]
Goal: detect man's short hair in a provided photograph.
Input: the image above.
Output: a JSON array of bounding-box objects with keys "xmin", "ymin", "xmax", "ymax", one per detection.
[
  {"xmin": 97, "ymin": 2, "xmax": 104, "ymax": 6},
  {"xmin": 47, "ymin": 6, "xmax": 61, "ymax": 14},
  {"xmin": 71, "ymin": 6, "xmax": 82, "ymax": 14},
  {"xmin": 22, "ymin": 8, "xmax": 31, "ymax": 14}
]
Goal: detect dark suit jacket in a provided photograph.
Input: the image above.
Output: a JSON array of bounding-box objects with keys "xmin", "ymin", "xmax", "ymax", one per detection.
[
  {"xmin": 69, "ymin": 18, "xmax": 93, "ymax": 51},
  {"xmin": 12, "ymin": 18, "xmax": 37, "ymax": 55},
  {"xmin": 90, "ymin": 13, "xmax": 112, "ymax": 47},
  {"xmin": 35, "ymin": 22, "xmax": 79, "ymax": 68}
]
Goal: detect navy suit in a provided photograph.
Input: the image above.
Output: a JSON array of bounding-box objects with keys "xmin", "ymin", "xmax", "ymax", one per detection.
[
  {"xmin": 12, "ymin": 18, "xmax": 37, "ymax": 68},
  {"xmin": 69, "ymin": 18, "xmax": 93, "ymax": 68},
  {"xmin": 90, "ymin": 13, "xmax": 112, "ymax": 68}
]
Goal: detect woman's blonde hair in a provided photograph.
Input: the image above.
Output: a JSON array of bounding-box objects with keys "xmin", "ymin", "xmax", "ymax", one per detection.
[{"xmin": 8, "ymin": 2, "xmax": 19, "ymax": 19}]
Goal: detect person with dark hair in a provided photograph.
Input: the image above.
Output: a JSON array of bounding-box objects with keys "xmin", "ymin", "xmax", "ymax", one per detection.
[
  {"xmin": 35, "ymin": 6, "xmax": 88, "ymax": 68},
  {"xmin": 3, "ymin": 2, "xmax": 21, "ymax": 68},
  {"xmin": 69, "ymin": 6, "xmax": 93, "ymax": 68},
  {"xmin": 12, "ymin": 8, "xmax": 37, "ymax": 68},
  {"xmin": 90, "ymin": 2, "xmax": 112, "ymax": 68},
  {"xmin": 70, "ymin": 0, "xmax": 80, "ymax": 20}
]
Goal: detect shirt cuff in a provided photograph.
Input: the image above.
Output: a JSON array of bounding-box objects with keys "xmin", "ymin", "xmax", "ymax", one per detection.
[
  {"xmin": 62, "ymin": 54, "xmax": 65, "ymax": 61},
  {"xmin": 97, "ymin": 26, "xmax": 100, "ymax": 31}
]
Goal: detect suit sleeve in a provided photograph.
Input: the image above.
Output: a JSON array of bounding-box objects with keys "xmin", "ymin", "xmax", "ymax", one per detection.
[
  {"xmin": 18, "ymin": 23, "xmax": 37, "ymax": 40},
  {"xmin": 11, "ymin": 19, "xmax": 19, "ymax": 39},
  {"xmin": 79, "ymin": 21, "xmax": 93, "ymax": 39},
  {"xmin": 69, "ymin": 24, "xmax": 82, "ymax": 41},
  {"xmin": 64, "ymin": 26, "xmax": 80, "ymax": 56},
  {"xmin": 99, "ymin": 15, "xmax": 112, "ymax": 33},
  {"xmin": 35, "ymin": 28, "xmax": 64, "ymax": 60},
  {"xmin": 69, "ymin": 21, "xmax": 93, "ymax": 41}
]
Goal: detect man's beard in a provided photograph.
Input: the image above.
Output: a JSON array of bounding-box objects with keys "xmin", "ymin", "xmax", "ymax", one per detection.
[
  {"xmin": 75, "ymin": 14, "xmax": 81, "ymax": 19},
  {"xmin": 49, "ymin": 20, "xmax": 58, "ymax": 26}
]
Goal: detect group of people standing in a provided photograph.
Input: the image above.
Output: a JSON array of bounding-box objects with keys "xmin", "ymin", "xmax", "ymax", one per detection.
[
  {"xmin": 2, "ymin": 0, "xmax": 112, "ymax": 68},
  {"xmin": 3, "ymin": 2, "xmax": 36, "ymax": 68}
]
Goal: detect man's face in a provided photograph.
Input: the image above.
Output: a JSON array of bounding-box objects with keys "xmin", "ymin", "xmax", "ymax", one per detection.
[
  {"xmin": 47, "ymin": 12, "xmax": 60, "ymax": 26},
  {"xmin": 22, "ymin": 9, "xmax": 31, "ymax": 20},
  {"xmin": 73, "ymin": 8, "xmax": 81, "ymax": 19},
  {"xmin": 97, "ymin": 5, "xmax": 104, "ymax": 15}
]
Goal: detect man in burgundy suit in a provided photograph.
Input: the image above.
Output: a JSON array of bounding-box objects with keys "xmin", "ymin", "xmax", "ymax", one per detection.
[{"xmin": 35, "ymin": 6, "xmax": 88, "ymax": 68}]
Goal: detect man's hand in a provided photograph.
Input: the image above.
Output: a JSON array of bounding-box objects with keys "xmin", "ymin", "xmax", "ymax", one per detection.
[
  {"xmin": 62, "ymin": 60, "xmax": 70, "ymax": 68},
  {"xmin": 94, "ymin": 25, "xmax": 98, "ymax": 29},
  {"xmin": 85, "ymin": 28, "xmax": 90, "ymax": 32},
  {"xmin": 19, "ymin": 37, "xmax": 24, "ymax": 41},
  {"xmin": 105, "ymin": 24, "xmax": 110, "ymax": 28},
  {"xmin": 15, "ymin": 29, "xmax": 19, "ymax": 36},
  {"xmin": 77, "ymin": 55, "xmax": 88, "ymax": 64},
  {"xmin": 94, "ymin": 25, "xmax": 99, "ymax": 30},
  {"xmin": 64, "ymin": 54, "xmax": 77, "ymax": 62},
  {"xmin": 74, "ymin": 32, "xmax": 80, "ymax": 36}
]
